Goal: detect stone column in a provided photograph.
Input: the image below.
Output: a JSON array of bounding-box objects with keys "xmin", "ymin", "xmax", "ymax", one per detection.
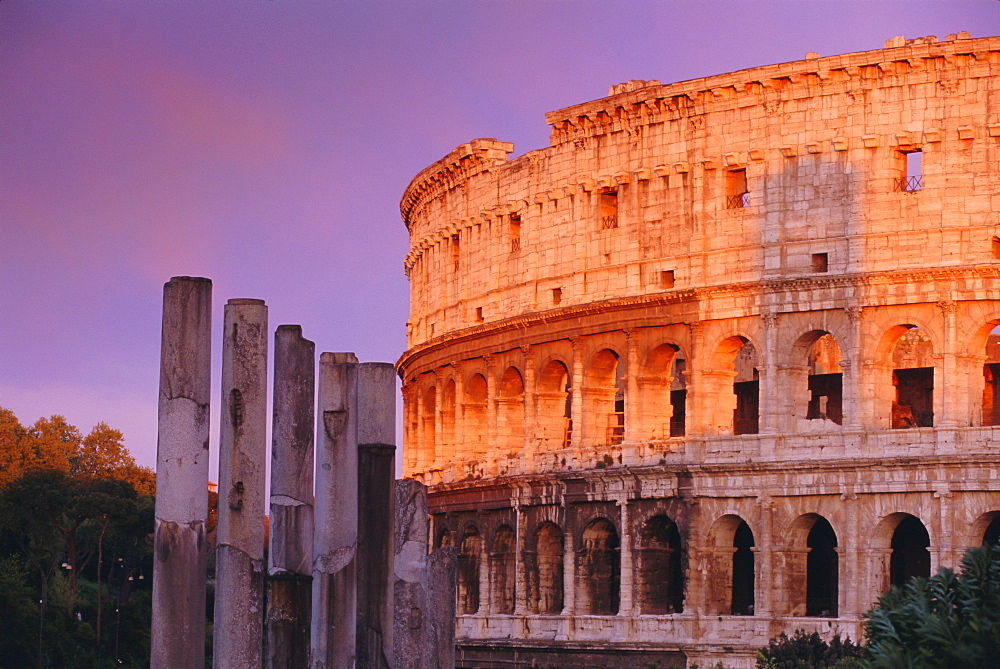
[
  {"xmin": 623, "ymin": 331, "xmax": 640, "ymax": 464},
  {"xmin": 617, "ymin": 499, "xmax": 634, "ymax": 616},
  {"xmin": 357, "ymin": 363, "xmax": 397, "ymax": 669},
  {"xmin": 842, "ymin": 307, "xmax": 864, "ymax": 429},
  {"xmin": 760, "ymin": 312, "xmax": 779, "ymax": 434},
  {"xmin": 428, "ymin": 547, "xmax": 458, "ymax": 669},
  {"xmin": 393, "ymin": 480, "xmax": 458, "ymax": 669},
  {"xmin": 569, "ymin": 338, "xmax": 584, "ymax": 454},
  {"xmin": 685, "ymin": 323, "xmax": 706, "ymax": 436},
  {"xmin": 152, "ymin": 276, "xmax": 212, "ymax": 669},
  {"xmin": 393, "ymin": 480, "xmax": 429, "ymax": 669},
  {"xmin": 937, "ymin": 300, "xmax": 959, "ymax": 426},
  {"xmin": 214, "ymin": 298, "xmax": 269, "ymax": 669},
  {"xmin": 484, "ymin": 354, "xmax": 499, "ymax": 476},
  {"xmin": 267, "ymin": 325, "xmax": 315, "ymax": 669},
  {"xmin": 514, "ymin": 504, "xmax": 530, "ymax": 615},
  {"xmin": 312, "ymin": 352, "xmax": 358, "ymax": 669},
  {"xmin": 521, "ymin": 345, "xmax": 537, "ymax": 470}
]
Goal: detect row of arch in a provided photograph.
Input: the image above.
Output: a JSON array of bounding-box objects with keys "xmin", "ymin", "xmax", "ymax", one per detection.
[
  {"xmin": 438, "ymin": 510, "xmax": 1000, "ymax": 618},
  {"xmin": 407, "ymin": 316, "xmax": 1000, "ymax": 471}
]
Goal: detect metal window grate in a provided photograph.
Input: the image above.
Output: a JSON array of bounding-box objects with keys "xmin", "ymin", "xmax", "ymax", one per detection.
[
  {"xmin": 894, "ymin": 176, "xmax": 923, "ymax": 192},
  {"xmin": 510, "ymin": 237, "xmax": 521, "ymax": 253},
  {"xmin": 601, "ymin": 214, "xmax": 619, "ymax": 229},
  {"xmin": 726, "ymin": 191, "xmax": 750, "ymax": 209}
]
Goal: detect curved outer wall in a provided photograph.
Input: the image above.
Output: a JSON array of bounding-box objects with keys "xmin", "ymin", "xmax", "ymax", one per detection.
[{"xmin": 398, "ymin": 35, "xmax": 1000, "ymax": 667}]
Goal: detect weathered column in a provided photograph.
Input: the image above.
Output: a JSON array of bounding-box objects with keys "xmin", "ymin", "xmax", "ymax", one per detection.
[
  {"xmin": 266, "ymin": 325, "xmax": 315, "ymax": 669},
  {"xmin": 617, "ymin": 499, "xmax": 634, "ymax": 618},
  {"xmin": 356, "ymin": 362, "xmax": 397, "ymax": 669},
  {"xmin": 152, "ymin": 276, "xmax": 212, "ymax": 669},
  {"xmin": 428, "ymin": 547, "xmax": 458, "ymax": 669},
  {"xmin": 937, "ymin": 300, "xmax": 959, "ymax": 426},
  {"xmin": 394, "ymin": 480, "xmax": 456, "ymax": 669},
  {"xmin": 521, "ymin": 345, "xmax": 537, "ymax": 469},
  {"xmin": 842, "ymin": 307, "xmax": 864, "ymax": 429},
  {"xmin": 312, "ymin": 352, "xmax": 359, "ymax": 669},
  {"xmin": 484, "ymin": 354, "xmax": 499, "ymax": 476},
  {"xmin": 759, "ymin": 312, "xmax": 779, "ymax": 434},
  {"xmin": 623, "ymin": 331, "xmax": 640, "ymax": 462},
  {"xmin": 569, "ymin": 338, "xmax": 585, "ymax": 455},
  {"xmin": 393, "ymin": 479, "xmax": 429, "ymax": 669},
  {"xmin": 214, "ymin": 298, "xmax": 269, "ymax": 669}
]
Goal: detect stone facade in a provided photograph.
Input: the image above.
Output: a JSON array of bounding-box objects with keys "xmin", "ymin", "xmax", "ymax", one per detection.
[{"xmin": 397, "ymin": 34, "xmax": 1000, "ymax": 667}]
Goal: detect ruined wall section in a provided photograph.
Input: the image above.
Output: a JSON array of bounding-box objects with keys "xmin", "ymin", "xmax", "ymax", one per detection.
[{"xmin": 401, "ymin": 35, "xmax": 1000, "ymax": 351}]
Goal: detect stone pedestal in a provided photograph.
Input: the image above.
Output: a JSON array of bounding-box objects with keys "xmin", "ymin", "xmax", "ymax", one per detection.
[
  {"xmin": 214, "ymin": 299, "xmax": 269, "ymax": 669},
  {"xmin": 151, "ymin": 276, "xmax": 212, "ymax": 669}
]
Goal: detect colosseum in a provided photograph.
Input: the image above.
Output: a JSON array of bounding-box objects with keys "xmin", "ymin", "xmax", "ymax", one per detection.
[{"xmin": 397, "ymin": 33, "xmax": 1000, "ymax": 668}]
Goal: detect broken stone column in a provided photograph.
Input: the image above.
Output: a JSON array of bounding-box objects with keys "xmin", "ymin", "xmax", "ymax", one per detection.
[
  {"xmin": 151, "ymin": 276, "xmax": 212, "ymax": 669},
  {"xmin": 356, "ymin": 363, "xmax": 396, "ymax": 669},
  {"xmin": 214, "ymin": 299, "xmax": 269, "ymax": 669},
  {"xmin": 266, "ymin": 325, "xmax": 315, "ymax": 669},
  {"xmin": 427, "ymin": 547, "xmax": 458, "ymax": 669},
  {"xmin": 311, "ymin": 352, "xmax": 359, "ymax": 668}
]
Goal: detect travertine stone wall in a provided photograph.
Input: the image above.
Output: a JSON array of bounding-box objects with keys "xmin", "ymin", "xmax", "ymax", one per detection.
[{"xmin": 398, "ymin": 34, "xmax": 1000, "ymax": 668}]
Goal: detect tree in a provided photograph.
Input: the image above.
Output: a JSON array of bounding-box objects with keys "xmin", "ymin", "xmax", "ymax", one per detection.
[
  {"xmin": 864, "ymin": 543, "xmax": 1000, "ymax": 668},
  {"xmin": 0, "ymin": 408, "xmax": 32, "ymax": 486}
]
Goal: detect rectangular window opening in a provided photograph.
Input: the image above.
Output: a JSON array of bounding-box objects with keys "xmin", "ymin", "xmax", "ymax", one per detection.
[
  {"xmin": 895, "ymin": 149, "xmax": 923, "ymax": 191},
  {"xmin": 991, "ymin": 236, "xmax": 1000, "ymax": 259},
  {"xmin": 660, "ymin": 270, "xmax": 675, "ymax": 288},
  {"xmin": 451, "ymin": 235, "xmax": 460, "ymax": 270},
  {"xmin": 811, "ymin": 253, "xmax": 829, "ymax": 273},
  {"xmin": 599, "ymin": 190, "xmax": 618, "ymax": 229},
  {"xmin": 726, "ymin": 168, "xmax": 749, "ymax": 209},
  {"xmin": 552, "ymin": 288, "xmax": 562, "ymax": 305},
  {"xmin": 509, "ymin": 215, "xmax": 521, "ymax": 253},
  {"xmin": 474, "ymin": 307, "xmax": 484, "ymax": 323}
]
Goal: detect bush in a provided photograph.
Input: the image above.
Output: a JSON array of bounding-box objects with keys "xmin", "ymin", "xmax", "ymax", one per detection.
[{"xmin": 756, "ymin": 629, "xmax": 864, "ymax": 669}]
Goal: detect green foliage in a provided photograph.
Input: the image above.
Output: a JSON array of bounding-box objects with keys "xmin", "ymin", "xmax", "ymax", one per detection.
[
  {"xmin": 864, "ymin": 543, "xmax": 1000, "ymax": 668},
  {"xmin": 0, "ymin": 407, "xmax": 154, "ymax": 668},
  {"xmin": 756, "ymin": 629, "xmax": 864, "ymax": 669}
]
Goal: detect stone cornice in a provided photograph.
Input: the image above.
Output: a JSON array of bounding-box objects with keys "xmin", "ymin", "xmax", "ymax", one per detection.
[
  {"xmin": 544, "ymin": 34, "xmax": 1000, "ymax": 146},
  {"xmin": 397, "ymin": 265, "xmax": 1000, "ymax": 374}
]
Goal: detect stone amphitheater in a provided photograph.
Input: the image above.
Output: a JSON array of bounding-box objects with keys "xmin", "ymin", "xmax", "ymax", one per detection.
[{"xmin": 396, "ymin": 33, "xmax": 1000, "ymax": 668}]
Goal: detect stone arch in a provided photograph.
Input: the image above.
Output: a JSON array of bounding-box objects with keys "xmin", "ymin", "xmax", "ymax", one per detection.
[
  {"xmin": 706, "ymin": 335, "xmax": 759, "ymax": 435},
  {"xmin": 577, "ymin": 517, "xmax": 620, "ymax": 614},
  {"xmin": 489, "ymin": 524, "xmax": 516, "ymax": 614},
  {"xmin": 883, "ymin": 513, "xmax": 931, "ymax": 588},
  {"xmin": 458, "ymin": 525, "xmax": 482, "ymax": 614},
  {"xmin": 705, "ymin": 514, "xmax": 754, "ymax": 616},
  {"xmin": 872, "ymin": 323, "xmax": 938, "ymax": 429},
  {"xmin": 976, "ymin": 320, "xmax": 1000, "ymax": 426},
  {"xmin": 537, "ymin": 359, "xmax": 572, "ymax": 450},
  {"xmin": 785, "ymin": 514, "xmax": 838, "ymax": 617},
  {"xmin": 464, "ymin": 373, "xmax": 488, "ymax": 458},
  {"xmin": 497, "ymin": 367, "xmax": 525, "ymax": 454},
  {"xmin": 582, "ymin": 349, "xmax": 624, "ymax": 447},
  {"xmin": 970, "ymin": 510, "xmax": 1000, "ymax": 547},
  {"xmin": 639, "ymin": 343, "xmax": 686, "ymax": 440},
  {"xmin": 528, "ymin": 521, "xmax": 565, "ymax": 614},
  {"xmin": 782, "ymin": 331, "xmax": 845, "ymax": 430},
  {"xmin": 637, "ymin": 514, "xmax": 684, "ymax": 614}
]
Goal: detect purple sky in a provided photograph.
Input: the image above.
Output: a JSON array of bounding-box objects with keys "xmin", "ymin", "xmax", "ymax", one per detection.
[{"xmin": 2, "ymin": 1, "xmax": 998, "ymax": 477}]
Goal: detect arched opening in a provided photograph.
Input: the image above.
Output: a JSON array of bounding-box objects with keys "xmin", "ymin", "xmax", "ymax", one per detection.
[
  {"xmin": 497, "ymin": 367, "xmax": 525, "ymax": 454},
  {"xmin": 891, "ymin": 326, "xmax": 934, "ymax": 428},
  {"xmin": 583, "ymin": 349, "xmax": 624, "ymax": 446},
  {"xmin": 436, "ymin": 527, "xmax": 452, "ymax": 548},
  {"xmin": 490, "ymin": 525, "xmax": 516, "ymax": 614},
  {"xmin": 890, "ymin": 515, "xmax": 930, "ymax": 587},
  {"xmin": 464, "ymin": 374, "xmax": 488, "ymax": 458},
  {"xmin": 733, "ymin": 341, "xmax": 760, "ymax": 435},
  {"xmin": 458, "ymin": 526, "xmax": 482, "ymax": 614},
  {"xmin": 637, "ymin": 515, "xmax": 684, "ymax": 614},
  {"xmin": 670, "ymin": 354, "xmax": 687, "ymax": 437},
  {"xmin": 530, "ymin": 522, "xmax": 564, "ymax": 614},
  {"xmin": 984, "ymin": 515, "xmax": 1000, "ymax": 546},
  {"xmin": 806, "ymin": 517, "xmax": 838, "ymax": 617},
  {"xmin": 578, "ymin": 518, "xmax": 620, "ymax": 614},
  {"xmin": 537, "ymin": 360, "xmax": 572, "ymax": 450},
  {"xmin": 440, "ymin": 379, "xmax": 456, "ymax": 462},
  {"xmin": 982, "ymin": 325, "xmax": 1000, "ymax": 425},
  {"xmin": 422, "ymin": 386, "xmax": 437, "ymax": 467},
  {"xmin": 732, "ymin": 521, "xmax": 755, "ymax": 616},
  {"xmin": 806, "ymin": 333, "xmax": 844, "ymax": 424}
]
